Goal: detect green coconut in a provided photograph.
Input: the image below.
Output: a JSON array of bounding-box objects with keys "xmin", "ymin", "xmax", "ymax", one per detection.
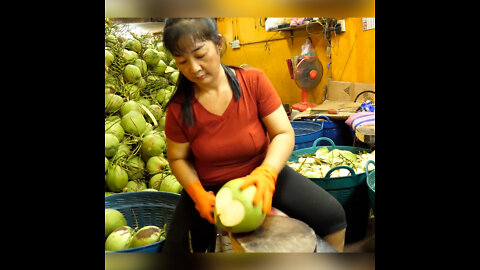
[
  {"xmin": 105, "ymin": 50, "xmax": 114, "ymax": 67},
  {"xmin": 126, "ymin": 155, "xmax": 146, "ymax": 181},
  {"xmin": 124, "ymin": 64, "xmax": 142, "ymax": 84},
  {"xmin": 114, "ymin": 143, "xmax": 131, "ymax": 159},
  {"xmin": 155, "ymin": 41, "xmax": 167, "ymax": 53},
  {"xmin": 105, "ymin": 226, "xmax": 135, "ymax": 251},
  {"xmin": 214, "ymin": 178, "xmax": 266, "ymax": 233},
  {"xmin": 136, "ymin": 77, "xmax": 147, "ymax": 90},
  {"xmin": 123, "ymin": 180, "xmax": 147, "ymax": 192},
  {"xmin": 121, "ymin": 110, "xmax": 147, "ymax": 136},
  {"xmin": 151, "ymin": 60, "xmax": 167, "ymax": 75},
  {"xmin": 122, "ymin": 49, "xmax": 138, "ymax": 64},
  {"xmin": 149, "ymin": 174, "xmax": 164, "ymax": 190},
  {"xmin": 105, "ymin": 165, "xmax": 129, "ymax": 192},
  {"xmin": 124, "ymin": 39, "xmax": 142, "ymax": 53},
  {"xmin": 105, "ymin": 157, "xmax": 109, "ymax": 173},
  {"xmin": 155, "ymin": 89, "xmax": 169, "ymax": 104},
  {"xmin": 169, "ymin": 71, "xmax": 179, "ymax": 85},
  {"xmin": 105, "ymin": 133, "xmax": 119, "ymax": 158},
  {"xmin": 146, "ymin": 105, "xmax": 163, "ymax": 121},
  {"xmin": 105, "ymin": 120, "xmax": 125, "ymax": 142},
  {"xmin": 105, "ymin": 209, "xmax": 127, "ymax": 239},
  {"xmin": 143, "ymin": 48, "xmax": 161, "ymax": 67},
  {"xmin": 105, "ymin": 94, "xmax": 124, "ymax": 113},
  {"xmin": 133, "ymin": 59, "xmax": 148, "ymax": 76},
  {"xmin": 146, "ymin": 156, "xmax": 169, "ymax": 174},
  {"xmin": 120, "ymin": 100, "xmax": 142, "ymax": 117},
  {"xmin": 141, "ymin": 133, "xmax": 165, "ymax": 157},
  {"xmin": 159, "ymin": 175, "xmax": 183, "ymax": 194}
]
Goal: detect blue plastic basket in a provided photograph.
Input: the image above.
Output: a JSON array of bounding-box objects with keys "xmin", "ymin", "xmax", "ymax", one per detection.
[
  {"xmin": 313, "ymin": 115, "xmax": 353, "ymax": 146},
  {"xmin": 291, "ymin": 120, "xmax": 324, "ymax": 150},
  {"xmin": 105, "ymin": 191, "xmax": 180, "ymax": 253}
]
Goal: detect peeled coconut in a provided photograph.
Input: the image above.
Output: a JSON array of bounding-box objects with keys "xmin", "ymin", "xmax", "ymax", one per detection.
[
  {"xmin": 105, "ymin": 209, "xmax": 127, "ymax": 238},
  {"xmin": 214, "ymin": 178, "xmax": 266, "ymax": 233},
  {"xmin": 129, "ymin": 225, "xmax": 164, "ymax": 248},
  {"xmin": 105, "ymin": 226, "xmax": 135, "ymax": 251},
  {"xmin": 121, "ymin": 110, "xmax": 146, "ymax": 136}
]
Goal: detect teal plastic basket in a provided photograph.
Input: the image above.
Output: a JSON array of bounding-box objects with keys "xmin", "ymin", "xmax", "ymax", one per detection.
[
  {"xmin": 105, "ymin": 191, "xmax": 180, "ymax": 253},
  {"xmin": 366, "ymin": 160, "xmax": 375, "ymax": 215},
  {"xmin": 289, "ymin": 137, "xmax": 373, "ymax": 243}
]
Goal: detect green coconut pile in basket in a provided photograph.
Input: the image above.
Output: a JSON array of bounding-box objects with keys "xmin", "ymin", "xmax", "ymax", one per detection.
[
  {"xmin": 105, "ymin": 18, "xmax": 182, "ymax": 196},
  {"xmin": 287, "ymin": 148, "xmax": 375, "ymax": 178}
]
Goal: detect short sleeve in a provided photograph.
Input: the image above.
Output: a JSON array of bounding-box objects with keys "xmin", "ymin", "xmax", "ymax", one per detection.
[
  {"xmin": 254, "ymin": 70, "xmax": 282, "ymax": 118},
  {"xmin": 164, "ymin": 103, "xmax": 189, "ymax": 143}
]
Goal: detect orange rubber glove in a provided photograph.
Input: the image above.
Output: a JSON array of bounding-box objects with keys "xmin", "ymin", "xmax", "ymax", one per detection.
[
  {"xmin": 239, "ymin": 164, "xmax": 278, "ymax": 214},
  {"xmin": 185, "ymin": 181, "xmax": 216, "ymax": 224}
]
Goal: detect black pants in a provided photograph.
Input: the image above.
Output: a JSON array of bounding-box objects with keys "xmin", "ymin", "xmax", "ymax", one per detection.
[{"xmin": 162, "ymin": 165, "xmax": 347, "ymax": 252}]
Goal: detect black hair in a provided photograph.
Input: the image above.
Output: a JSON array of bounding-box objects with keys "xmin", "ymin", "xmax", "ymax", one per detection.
[{"xmin": 163, "ymin": 18, "xmax": 242, "ymax": 127}]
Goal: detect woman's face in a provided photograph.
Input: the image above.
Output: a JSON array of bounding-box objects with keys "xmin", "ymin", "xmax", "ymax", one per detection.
[{"xmin": 172, "ymin": 36, "xmax": 222, "ymax": 87}]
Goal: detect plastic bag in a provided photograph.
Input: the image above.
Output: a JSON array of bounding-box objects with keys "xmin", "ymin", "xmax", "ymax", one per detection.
[{"xmin": 301, "ymin": 37, "xmax": 315, "ymax": 57}]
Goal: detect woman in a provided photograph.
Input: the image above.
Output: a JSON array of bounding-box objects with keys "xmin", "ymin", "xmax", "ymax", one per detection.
[{"xmin": 161, "ymin": 18, "xmax": 346, "ymax": 252}]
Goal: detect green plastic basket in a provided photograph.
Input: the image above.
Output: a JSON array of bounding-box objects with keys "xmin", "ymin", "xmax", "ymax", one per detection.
[
  {"xmin": 289, "ymin": 137, "xmax": 373, "ymax": 243},
  {"xmin": 366, "ymin": 160, "xmax": 375, "ymax": 215}
]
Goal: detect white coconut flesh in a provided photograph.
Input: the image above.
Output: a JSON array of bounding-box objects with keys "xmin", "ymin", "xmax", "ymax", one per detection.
[{"xmin": 215, "ymin": 187, "xmax": 245, "ymax": 227}]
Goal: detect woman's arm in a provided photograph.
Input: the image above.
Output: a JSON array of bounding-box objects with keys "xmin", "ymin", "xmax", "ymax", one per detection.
[
  {"xmin": 260, "ymin": 105, "xmax": 295, "ymax": 173},
  {"xmin": 166, "ymin": 138, "xmax": 200, "ymax": 188}
]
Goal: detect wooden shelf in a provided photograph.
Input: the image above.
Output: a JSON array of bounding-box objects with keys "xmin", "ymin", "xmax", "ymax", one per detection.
[
  {"xmin": 266, "ymin": 22, "xmax": 324, "ymax": 44},
  {"xmin": 266, "ymin": 21, "xmax": 323, "ymax": 32}
]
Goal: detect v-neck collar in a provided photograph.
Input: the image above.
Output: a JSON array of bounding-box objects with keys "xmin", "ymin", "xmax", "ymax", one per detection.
[
  {"xmin": 193, "ymin": 68, "xmax": 239, "ymax": 118},
  {"xmin": 194, "ymin": 95, "xmax": 234, "ymax": 118}
]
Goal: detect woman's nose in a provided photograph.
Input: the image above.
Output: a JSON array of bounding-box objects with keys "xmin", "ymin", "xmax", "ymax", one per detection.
[{"xmin": 188, "ymin": 59, "xmax": 202, "ymax": 73}]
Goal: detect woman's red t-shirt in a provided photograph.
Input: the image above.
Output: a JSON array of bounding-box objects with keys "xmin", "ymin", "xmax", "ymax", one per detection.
[{"xmin": 165, "ymin": 67, "xmax": 282, "ymax": 186}]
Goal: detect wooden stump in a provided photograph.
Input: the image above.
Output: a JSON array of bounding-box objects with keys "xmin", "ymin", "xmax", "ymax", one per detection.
[{"xmin": 228, "ymin": 215, "xmax": 317, "ymax": 253}]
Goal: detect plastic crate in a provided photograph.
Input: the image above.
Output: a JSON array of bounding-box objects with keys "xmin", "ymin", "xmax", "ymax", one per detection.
[
  {"xmin": 105, "ymin": 191, "xmax": 180, "ymax": 253},
  {"xmin": 291, "ymin": 120, "xmax": 324, "ymax": 150}
]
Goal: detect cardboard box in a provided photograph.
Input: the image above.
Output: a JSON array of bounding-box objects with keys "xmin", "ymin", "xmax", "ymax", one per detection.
[{"xmin": 326, "ymin": 81, "xmax": 375, "ymax": 102}]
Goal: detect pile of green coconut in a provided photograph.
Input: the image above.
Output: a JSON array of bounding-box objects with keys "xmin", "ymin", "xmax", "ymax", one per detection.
[{"xmin": 105, "ymin": 18, "xmax": 182, "ymax": 196}]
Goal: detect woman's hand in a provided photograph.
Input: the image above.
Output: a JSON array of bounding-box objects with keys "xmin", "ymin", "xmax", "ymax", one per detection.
[
  {"xmin": 239, "ymin": 164, "xmax": 278, "ymax": 214},
  {"xmin": 185, "ymin": 181, "xmax": 216, "ymax": 224}
]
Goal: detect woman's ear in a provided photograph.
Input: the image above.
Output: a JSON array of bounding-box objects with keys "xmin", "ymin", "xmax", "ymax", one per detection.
[{"xmin": 217, "ymin": 34, "xmax": 227, "ymax": 56}]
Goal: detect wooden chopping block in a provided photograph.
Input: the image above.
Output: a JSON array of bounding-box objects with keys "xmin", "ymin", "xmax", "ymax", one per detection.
[{"xmin": 228, "ymin": 215, "xmax": 317, "ymax": 253}]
